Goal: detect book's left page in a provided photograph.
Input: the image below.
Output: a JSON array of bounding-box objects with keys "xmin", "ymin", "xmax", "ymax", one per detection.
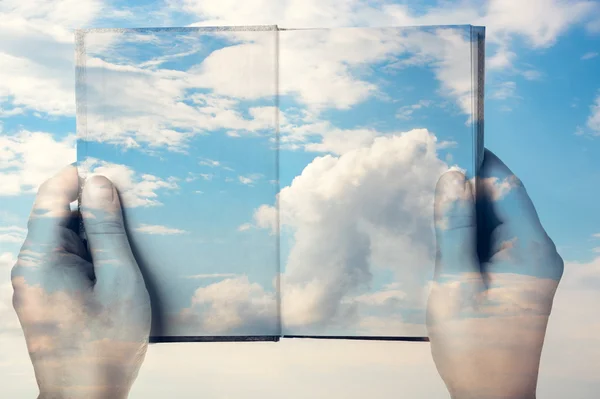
[{"xmin": 75, "ymin": 26, "xmax": 281, "ymax": 342}]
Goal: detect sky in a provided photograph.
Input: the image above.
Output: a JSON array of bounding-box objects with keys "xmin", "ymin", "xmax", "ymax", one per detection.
[{"xmin": 1, "ymin": 0, "xmax": 600, "ymax": 398}]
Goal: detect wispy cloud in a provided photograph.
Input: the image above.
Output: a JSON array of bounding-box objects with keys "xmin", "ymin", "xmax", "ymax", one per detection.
[
  {"xmin": 395, "ymin": 100, "xmax": 432, "ymax": 120},
  {"xmin": 490, "ymin": 81, "xmax": 518, "ymax": 100},
  {"xmin": 186, "ymin": 172, "xmax": 213, "ymax": 182},
  {"xmin": 238, "ymin": 174, "xmax": 263, "ymax": 186},
  {"xmin": 134, "ymin": 224, "xmax": 188, "ymax": 235},
  {"xmin": 184, "ymin": 273, "xmax": 237, "ymax": 279},
  {"xmin": 581, "ymin": 51, "xmax": 599, "ymax": 60},
  {"xmin": 237, "ymin": 223, "xmax": 252, "ymax": 232},
  {"xmin": 0, "ymin": 226, "xmax": 27, "ymax": 243}
]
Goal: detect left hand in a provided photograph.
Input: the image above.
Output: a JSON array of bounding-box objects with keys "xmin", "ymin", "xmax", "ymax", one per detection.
[{"xmin": 11, "ymin": 164, "xmax": 151, "ymax": 399}]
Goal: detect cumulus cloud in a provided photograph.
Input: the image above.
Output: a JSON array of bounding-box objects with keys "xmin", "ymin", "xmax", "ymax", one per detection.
[
  {"xmin": 253, "ymin": 205, "xmax": 278, "ymax": 234},
  {"xmin": 0, "ymin": 131, "xmax": 76, "ymax": 196},
  {"xmin": 264, "ymin": 129, "xmax": 450, "ymax": 332},
  {"xmin": 175, "ymin": 275, "xmax": 278, "ymax": 335},
  {"xmin": 78, "ymin": 158, "xmax": 178, "ymax": 208}
]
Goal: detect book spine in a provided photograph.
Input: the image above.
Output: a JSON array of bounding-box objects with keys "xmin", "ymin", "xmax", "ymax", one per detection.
[
  {"xmin": 472, "ymin": 26, "xmax": 485, "ymax": 174},
  {"xmin": 75, "ymin": 30, "xmax": 88, "ymax": 244},
  {"xmin": 275, "ymin": 26, "xmax": 283, "ymax": 338}
]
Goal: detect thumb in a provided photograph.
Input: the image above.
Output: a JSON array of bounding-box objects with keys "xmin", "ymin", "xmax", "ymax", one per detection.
[
  {"xmin": 81, "ymin": 175, "xmax": 142, "ymax": 293},
  {"xmin": 433, "ymin": 170, "xmax": 479, "ymax": 280}
]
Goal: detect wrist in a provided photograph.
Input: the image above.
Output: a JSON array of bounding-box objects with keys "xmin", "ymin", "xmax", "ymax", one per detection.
[{"xmin": 38, "ymin": 386, "xmax": 130, "ymax": 399}]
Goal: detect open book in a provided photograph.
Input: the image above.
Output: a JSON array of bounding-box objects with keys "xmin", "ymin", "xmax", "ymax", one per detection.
[{"xmin": 75, "ymin": 25, "xmax": 485, "ymax": 342}]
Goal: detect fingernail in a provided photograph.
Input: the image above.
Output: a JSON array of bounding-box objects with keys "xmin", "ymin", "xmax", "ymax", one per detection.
[{"xmin": 83, "ymin": 176, "xmax": 114, "ymax": 209}]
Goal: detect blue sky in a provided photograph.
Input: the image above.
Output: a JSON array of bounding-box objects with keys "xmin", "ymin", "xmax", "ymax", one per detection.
[{"xmin": 1, "ymin": 0, "xmax": 600, "ymax": 398}]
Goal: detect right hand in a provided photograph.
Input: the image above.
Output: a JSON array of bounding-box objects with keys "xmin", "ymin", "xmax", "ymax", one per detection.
[{"xmin": 426, "ymin": 150, "xmax": 564, "ymax": 399}]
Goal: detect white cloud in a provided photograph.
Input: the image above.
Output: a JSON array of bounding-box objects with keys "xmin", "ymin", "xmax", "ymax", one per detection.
[
  {"xmin": 78, "ymin": 48, "xmax": 279, "ymax": 151},
  {"xmin": 280, "ymin": 120, "xmax": 379, "ymax": 155},
  {"xmin": 79, "ymin": 158, "xmax": 178, "ymax": 208},
  {"xmin": 199, "ymin": 158, "xmax": 221, "ymax": 167},
  {"xmin": 176, "ymin": 275, "xmax": 278, "ymax": 335},
  {"xmin": 487, "ymin": 45, "xmax": 517, "ymax": 69},
  {"xmin": 582, "ymin": 51, "xmax": 599, "ymax": 60},
  {"xmin": 134, "ymin": 224, "xmax": 188, "ymax": 235},
  {"xmin": 253, "ymin": 205, "xmax": 279, "ymax": 234},
  {"xmin": 586, "ymin": 93, "xmax": 600, "ymax": 135},
  {"xmin": 258, "ymin": 129, "xmax": 451, "ymax": 331},
  {"xmin": 184, "ymin": 273, "xmax": 237, "ymax": 279},
  {"xmin": 0, "ymin": 0, "xmax": 103, "ymax": 116},
  {"xmin": 479, "ymin": 175, "xmax": 520, "ymax": 201},
  {"xmin": 0, "ymin": 226, "xmax": 27, "ymax": 244},
  {"xmin": 238, "ymin": 174, "xmax": 262, "ymax": 186},
  {"xmin": 237, "ymin": 223, "xmax": 252, "ymax": 232},
  {"xmin": 178, "ymin": 0, "xmax": 598, "ymax": 92},
  {"xmin": 239, "ymin": 176, "xmax": 254, "ymax": 185},
  {"xmin": 489, "ymin": 81, "xmax": 518, "ymax": 100},
  {"xmin": 0, "ymin": 131, "xmax": 75, "ymax": 196},
  {"xmin": 395, "ymin": 100, "xmax": 432, "ymax": 120}
]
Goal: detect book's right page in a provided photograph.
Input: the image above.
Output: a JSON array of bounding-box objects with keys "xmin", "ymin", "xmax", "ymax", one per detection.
[{"xmin": 276, "ymin": 25, "xmax": 484, "ymax": 338}]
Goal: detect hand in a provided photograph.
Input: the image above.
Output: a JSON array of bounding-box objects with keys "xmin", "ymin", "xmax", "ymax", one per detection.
[
  {"xmin": 11, "ymin": 164, "xmax": 151, "ymax": 399},
  {"xmin": 427, "ymin": 150, "xmax": 564, "ymax": 399}
]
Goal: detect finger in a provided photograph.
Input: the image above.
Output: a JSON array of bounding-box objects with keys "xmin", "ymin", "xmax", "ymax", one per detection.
[
  {"xmin": 26, "ymin": 164, "xmax": 80, "ymax": 251},
  {"xmin": 80, "ymin": 175, "xmax": 142, "ymax": 295},
  {"xmin": 433, "ymin": 170, "xmax": 479, "ymax": 280},
  {"xmin": 478, "ymin": 149, "xmax": 551, "ymax": 247}
]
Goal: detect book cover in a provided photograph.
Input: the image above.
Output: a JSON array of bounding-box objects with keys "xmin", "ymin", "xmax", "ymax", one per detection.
[{"xmin": 75, "ymin": 25, "xmax": 484, "ymax": 342}]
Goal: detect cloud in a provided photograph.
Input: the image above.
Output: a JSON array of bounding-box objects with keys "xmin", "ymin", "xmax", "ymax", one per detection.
[
  {"xmin": 279, "ymin": 119, "xmax": 379, "ymax": 155},
  {"xmin": 238, "ymin": 174, "xmax": 263, "ymax": 186},
  {"xmin": 237, "ymin": 223, "xmax": 252, "ymax": 232},
  {"xmin": 175, "ymin": 275, "xmax": 278, "ymax": 335},
  {"xmin": 79, "ymin": 46, "xmax": 279, "ymax": 151},
  {"xmin": 582, "ymin": 51, "xmax": 599, "ymax": 60},
  {"xmin": 255, "ymin": 129, "xmax": 451, "ymax": 331},
  {"xmin": 253, "ymin": 204, "xmax": 278, "ymax": 234},
  {"xmin": 0, "ymin": 0, "xmax": 103, "ymax": 116},
  {"xmin": 586, "ymin": 92, "xmax": 600, "ymax": 135},
  {"xmin": 489, "ymin": 81, "xmax": 518, "ymax": 100},
  {"xmin": 184, "ymin": 273, "xmax": 237, "ymax": 279},
  {"xmin": 479, "ymin": 175, "xmax": 520, "ymax": 201},
  {"xmin": 79, "ymin": 158, "xmax": 178, "ymax": 208},
  {"xmin": 134, "ymin": 224, "xmax": 188, "ymax": 235},
  {"xmin": 0, "ymin": 226, "xmax": 27, "ymax": 243},
  {"xmin": 178, "ymin": 0, "xmax": 598, "ymax": 100},
  {"xmin": 395, "ymin": 100, "xmax": 432, "ymax": 120},
  {"xmin": 238, "ymin": 176, "xmax": 254, "ymax": 185},
  {"xmin": 198, "ymin": 158, "xmax": 221, "ymax": 168},
  {"xmin": 0, "ymin": 131, "xmax": 76, "ymax": 196}
]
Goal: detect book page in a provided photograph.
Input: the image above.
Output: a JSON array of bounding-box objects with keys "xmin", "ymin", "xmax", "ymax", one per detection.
[
  {"xmin": 277, "ymin": 25, "xmax": 482, "ymax": 338},
  {"xmin": 76, "ymin": 26, "xmax": 281, "ymax": 341}
]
